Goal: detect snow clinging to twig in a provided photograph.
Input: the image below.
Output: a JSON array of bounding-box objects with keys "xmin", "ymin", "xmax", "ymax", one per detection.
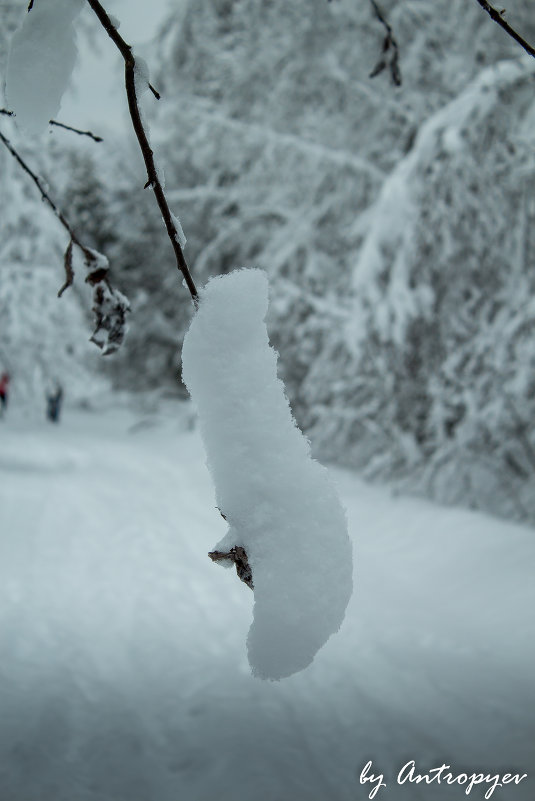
[{"xmin": 182, "ymin": 269, "xmax": 353, "ymax": 679}]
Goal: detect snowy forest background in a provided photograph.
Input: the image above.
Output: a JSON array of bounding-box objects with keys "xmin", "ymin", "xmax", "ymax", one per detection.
[
  {"xmin": 3, "ymin": 0, "xmax": 535, "ymax": 525},
  {"xmin": 1, "ymin": 2, "xmax": 535, "ymax": 800}
]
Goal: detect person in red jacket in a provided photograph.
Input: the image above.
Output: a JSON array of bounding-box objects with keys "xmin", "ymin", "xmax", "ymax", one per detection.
[{"xmin": 0, "ymin": 372, "xmax": 10, "ymax": 417}]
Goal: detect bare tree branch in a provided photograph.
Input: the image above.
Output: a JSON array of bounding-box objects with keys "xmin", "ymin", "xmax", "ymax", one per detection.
[
  {"xmin": 1, "ymin": 108, "xmax": 103, "ymax": 141},
  {"xmin": 328, "ymin": 0, "xmax": 402, "ymax": 84},
  {"xmin": 368, "ymin": 0, "xmax": 402, "ymax": 86},
  {"xmin": 85, "ymin": 0, "xmax": 199, "ymax": 306},
  {"xmin": 0, "ymin": 128, "xmax": 129, "ymax": 353},
  {"xmin": 475, "ymin": 0, "xmax": 535, "ymax": 59}
]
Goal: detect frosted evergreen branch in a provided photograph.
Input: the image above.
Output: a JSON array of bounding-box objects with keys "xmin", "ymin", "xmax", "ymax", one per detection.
[
  {"xmin": 85, "ymin": 0, "xmax": 199, "ymax": 306},
  {"xmin": 475, "ymin": 1, "xmax": 535, "ymax": 59},
  {"xmin": 0, "ymin": 108, "xmax": 103, "ymax": 141}
]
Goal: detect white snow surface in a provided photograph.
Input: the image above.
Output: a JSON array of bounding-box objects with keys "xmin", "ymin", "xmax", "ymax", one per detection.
[
  {"xmin": 6, "ymin": 0, "xmax": 84, "ymax": 135},
  {"xmin": 0, "ymin": 401, "xmax": 533, "ymax": 801},
  {"xmin": 182, "ymin": 269, "xmax": 352, "ymax": 679},
  {"xmin": 85, "ymin": 247, "xmax": 110, "ymax": 273}
]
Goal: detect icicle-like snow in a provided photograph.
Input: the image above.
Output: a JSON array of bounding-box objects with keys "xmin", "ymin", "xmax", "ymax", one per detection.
[{"xmin": 181, "ymin": 269, "xmax": 353, "ymax": 679}]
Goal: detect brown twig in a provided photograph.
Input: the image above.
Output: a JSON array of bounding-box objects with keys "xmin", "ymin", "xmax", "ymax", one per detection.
[
  {"xmin": 0, "ymin": 127, "xmax": 129, "ymax": 352},
  {"xmin": 368, "ymin": 0, "xmax": 402, "ymax": 86},
  {"xmin": 1, "ymin": 108, "xmax": 103, "ymax": 141},
  {"xmin": 85, "ymin": 0, "xmax": 199, "ymax": 306},
  {"xmin": 475, "ymin": 0, "xmax": 535, "ymax": 59}
]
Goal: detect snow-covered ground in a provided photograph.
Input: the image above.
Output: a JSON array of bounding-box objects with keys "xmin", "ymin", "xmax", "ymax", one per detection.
[{"xmin": 0, "ymin": 400, "xmax": 533, "ymax": 801}]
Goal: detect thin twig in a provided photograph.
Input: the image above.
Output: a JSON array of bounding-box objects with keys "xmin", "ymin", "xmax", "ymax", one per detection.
[
  {"xmin": 85, "ymin": 0, "xmax": 199, "ymax": 305},
  {"xmin": 0, "ymin": 128, "xmax": 92, "ymax": 263},
  {"xmin": 0, "ymin": 125, "xmax": 124, "ymax": 333},
  {"xmin": 368, "ymin": 0, "xmax": 402, "ymax": 86},
  {"xmin": 58, "ymin": 239, "xmax": 75, "ymax": 297},
  {"xmin": 475, "ymin": 0, "xmax": 535, "ymax": 59},
  {"xmin": 0, "ymin": 128, "xmax": 79, "ymax": 292},
  {"xmin": 1, "ymin": 108, "xmax": 103, "ymax": 141},
  {"xmin": 49, "ymin": 120, "xmax": 103, "ymax": 142},
  {"xmin": 0, "ymin": 126, "xmax": 129, "ymax": 351}
]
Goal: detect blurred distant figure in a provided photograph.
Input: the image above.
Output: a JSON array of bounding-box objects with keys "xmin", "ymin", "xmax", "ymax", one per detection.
[
  {"xmin": 46, "ymin": 382, "xmax": 63, "ymax": 423},
  {"xmin": 0, "ymin": 372, "xmax": 10, "ymax": 418}
]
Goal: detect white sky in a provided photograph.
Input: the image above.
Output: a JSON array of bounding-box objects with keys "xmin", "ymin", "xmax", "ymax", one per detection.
[{"xmin": 61, "ymin": 0, "xmax": 175, "ymax": 134}]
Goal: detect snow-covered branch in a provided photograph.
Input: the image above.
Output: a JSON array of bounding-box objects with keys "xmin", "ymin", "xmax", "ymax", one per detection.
[{"xmin": 182, "ymin": 270, "xmax": 353, "ymax": 680}]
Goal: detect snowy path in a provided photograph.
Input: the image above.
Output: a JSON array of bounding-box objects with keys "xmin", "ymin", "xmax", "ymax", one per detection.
[{"xmin": 0, "ymin": 404, "xmax": 533, "ymax": 801}]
